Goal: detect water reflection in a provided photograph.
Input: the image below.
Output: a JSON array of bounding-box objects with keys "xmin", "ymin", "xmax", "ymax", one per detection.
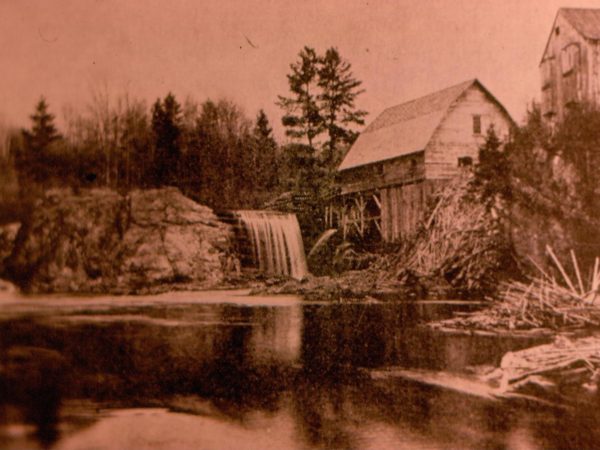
[{"xmin": 0, "ymin": 295, "xmax": 593, "ymax": 449}]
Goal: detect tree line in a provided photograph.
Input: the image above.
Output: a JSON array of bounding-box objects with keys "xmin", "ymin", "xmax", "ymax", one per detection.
[
  {"xmin": 1, "ymin": 46, "xmax": 367, "ymax": 238},
  {"xmin": 7, "ymin": 93, "xmax": 280, "ymax": 211}
]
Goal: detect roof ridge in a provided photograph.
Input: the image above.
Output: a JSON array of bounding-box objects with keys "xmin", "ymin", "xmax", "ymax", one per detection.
[
  {"xmin": 560, "ymin": 7, "xmax": 600, "ymax": 11},
  {"xmin": 379, "ymin": 78, "xmax": 475, "ymax": 116},
  {"xmin": 541, "ymin": 9, "xmax": 600, "ymax": 64},
  {"xmin": 559, "ymin": 8, "xmax": 600, "ymax": 41},
  {"xmin": 363, "ymin": 79, "xmax": 476, "ymax": 134}
]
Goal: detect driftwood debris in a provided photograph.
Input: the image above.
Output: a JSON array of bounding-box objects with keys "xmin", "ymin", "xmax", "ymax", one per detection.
[
  {"xmin": 370, "ymin": 366, "xmax": 567, "ymax": 409},
  {"xmin": 497, "ymin": 334, "xmax": 600, "ymax": 406},
  {"xmin": 371, "ymin": 367, "xmax": 500, "ymax": 401},
  {"xmin": 375, "ymin": 177, "xmax": 513, "ymax": 295},
  {"xmin": 431, "ymin": 247, "xmax": 600, "ymax": 332}
]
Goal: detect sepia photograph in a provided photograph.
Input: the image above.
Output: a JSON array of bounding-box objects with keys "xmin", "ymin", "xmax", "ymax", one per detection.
[{"xmin": 3, "ymin": 0, "xmax": 600, "ymax": 448}]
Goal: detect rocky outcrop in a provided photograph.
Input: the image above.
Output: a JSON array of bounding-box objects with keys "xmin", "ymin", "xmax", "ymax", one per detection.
[{"xmin": 5, "ymin": 188, "xmax": 236, "ymax": 294}]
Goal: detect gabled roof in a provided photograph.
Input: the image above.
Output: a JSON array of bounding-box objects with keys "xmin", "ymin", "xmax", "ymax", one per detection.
[
  {"xmin": 541, "ymin": 8, "xmax": 600, "ymax": 64},
  {"xmin": 561, "ymin": 8, "xmax": 600, "ymax": 40},
  {"xmin": 339, "ymin": 79, "xmax": 488, "ymax": 171}
]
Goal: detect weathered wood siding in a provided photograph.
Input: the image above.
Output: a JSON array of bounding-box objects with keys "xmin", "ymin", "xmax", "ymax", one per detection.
[
  {"xmin": 380, "ymin": 180, "xmax": 446, "ymax": 241},
  {"xmin": 339, "ymin": 151, "xmax": 425, "ymax": 195},
  {"xmin": 424, "ymin": 86, "xmax": 511, "ymax": 180},
  {"xmin": 541, "ymin": 13, "xmax": 594, "ymax": 120}
]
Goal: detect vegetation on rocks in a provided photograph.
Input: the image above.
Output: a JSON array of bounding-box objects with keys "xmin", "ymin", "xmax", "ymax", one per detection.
[{"xmin": 507, "ymin": 104, "xmax": 600, "ymax": 274}]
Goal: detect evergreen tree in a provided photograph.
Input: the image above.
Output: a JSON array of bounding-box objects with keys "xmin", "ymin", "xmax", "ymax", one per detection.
[
  {"xmin": 277, "ymin": 46, "xmax": 323, "ymax": 147},
  {"xmin": 278, "ymin": 46, "xmax": 367, "ymax": 175},
  {"xmin": 277, "ymin": 47, "xmax": 367, "ymax": 245},
  {"xmin": 472, "ymin": 126, "xmax": 511, "ymax": 206},
  {"xmin": 151, "ymin": 93, "xmax": 182, "ymax": 186},
  {"xmin": 252, "ymin": 110, "xmax": 279, "ymax": 192},
  {"xmin": 317, "ymin": 47, "xmax": 367, "ymax": 171},
  {"xmin": 18, "ymin": 97, "xmax": 62, "ymax": 184}
]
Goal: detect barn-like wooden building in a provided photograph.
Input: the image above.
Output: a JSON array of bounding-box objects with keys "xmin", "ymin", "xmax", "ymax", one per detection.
[
  {"xmin": 540, "ymin": 8, "xmax": 600, "ymax": 122},
  {"xmin": 330, "ymin": 79, "xmax": 514, "ymax": 242}
]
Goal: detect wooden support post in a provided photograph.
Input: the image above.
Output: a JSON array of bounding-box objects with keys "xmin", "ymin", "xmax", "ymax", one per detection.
[
  {"xmin": 372, "ymin": 191, "xmax": 382, "ymax": 239},
  {"xmin": 353, "ymin": 194, "xmax": 366, "ymax": 237},
  {"xmin": 372, "ymin": 192, "xmax": 381, "ymax": 210},
  {"xmin": 373, "ymin": 217, "xmax": 382, "ymax": 236}
]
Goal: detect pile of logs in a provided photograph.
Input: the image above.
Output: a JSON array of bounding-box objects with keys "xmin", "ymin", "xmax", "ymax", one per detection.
[
  {"xmin": 378, "ymin": 177, "xmax": 512, "ymax": 294},
  {"xmin": 497, "ymin": 334, "xmax": 600, "ymax": 405},
  {"xmin": 432, "ymin": 246, "xmax": 600, "ymax": 332}
]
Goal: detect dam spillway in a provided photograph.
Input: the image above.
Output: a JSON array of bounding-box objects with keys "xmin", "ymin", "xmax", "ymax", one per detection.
[{"xmin": 236, "ymin": 210, "xmax": 308, "ymax": 280}]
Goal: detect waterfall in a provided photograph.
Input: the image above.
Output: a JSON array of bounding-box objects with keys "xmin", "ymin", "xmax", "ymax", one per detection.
[{"xmin": 236, "ymin": 210, "xmax": 308, "ymax": 280}]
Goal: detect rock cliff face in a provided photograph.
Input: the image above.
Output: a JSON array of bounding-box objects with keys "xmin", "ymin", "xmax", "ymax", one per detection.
[{"xmin": 5, "ymin": 188, "xmax": 235, "ymax": 294}]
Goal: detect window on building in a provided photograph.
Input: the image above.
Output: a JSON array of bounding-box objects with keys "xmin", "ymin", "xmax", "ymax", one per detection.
[
  {"xmin": 561, "ymin": 44, "xmax": 580, "ymax": 75},
  {"xmin": 472, "ymin": 115, "xmax": 482, "ymax": 134},
  {"xmin": 458, "ymin": 156, "xmax": 473, "ymax": 167}
]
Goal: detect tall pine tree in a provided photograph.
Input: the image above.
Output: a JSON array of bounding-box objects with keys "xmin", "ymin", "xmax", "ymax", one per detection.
[
  {"xmin": 278, "ymin": 47, "xmax": 367, "ymax": 175},
  {"xmin": 18, "ymin": 97, "xmax": 61, "ymax": 184},
  {"xmin": 277, "ymin": 46, "xmax": 323, "ymax": 148},
  {"xmin": 252, "ymin": 110, "xmax": 279, "ymax": 192},
  {"xmin": 317, "ymin": 47, "xmax": 367, "ymax": 172}
]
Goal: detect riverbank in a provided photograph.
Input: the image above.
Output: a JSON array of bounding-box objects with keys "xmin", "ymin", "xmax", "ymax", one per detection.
[{"xmin": 253, "ymin": 270, "xmax": 460, "ymax": 302}]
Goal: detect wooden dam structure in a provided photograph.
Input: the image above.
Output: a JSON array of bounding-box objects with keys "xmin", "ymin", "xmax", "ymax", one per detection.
[{"xmin": 329, "ymin": 79, "xmax": 514, "ymax": 243}]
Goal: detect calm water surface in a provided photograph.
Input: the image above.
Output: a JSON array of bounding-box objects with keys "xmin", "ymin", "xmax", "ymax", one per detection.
[{"xmin": 0, "ymin": 290, "xmax": 596, "ymax": 449}]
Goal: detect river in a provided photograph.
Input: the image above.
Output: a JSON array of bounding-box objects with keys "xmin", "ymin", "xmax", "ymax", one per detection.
[{"xmin": 0, "ymin": 290, "xmax": 596, "ymax": 449}]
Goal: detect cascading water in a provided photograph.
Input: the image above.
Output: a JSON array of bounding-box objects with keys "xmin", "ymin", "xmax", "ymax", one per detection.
[{"xmin": 236, "ymin": 210, "xmax": 308, "ymax": 280}]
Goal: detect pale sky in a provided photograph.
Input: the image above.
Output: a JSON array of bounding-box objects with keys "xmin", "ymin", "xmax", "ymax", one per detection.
[{"xmin": 1, "ymin": 0, "xmax": 600, "ymax": 139}]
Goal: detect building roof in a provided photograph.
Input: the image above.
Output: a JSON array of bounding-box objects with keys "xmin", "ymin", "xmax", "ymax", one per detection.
[
  {"xmin": 561, "ymin": 8, "xmax": 600, "ymax": 40},
  {"xmin": 541, "ymin": 8, "xmax": 600, "ymax": 64},
  {"xmin": 338, "ymin": 79, "xmax": 478, "ymax": 171}
]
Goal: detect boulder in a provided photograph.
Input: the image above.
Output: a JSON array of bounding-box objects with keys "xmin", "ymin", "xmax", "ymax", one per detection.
[{"xmin": 5, "ymin": 187, "xmax": 236, "ymax": 293}]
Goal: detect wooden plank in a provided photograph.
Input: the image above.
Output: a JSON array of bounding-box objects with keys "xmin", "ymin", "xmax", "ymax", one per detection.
[
  {"xmin": 342, "ymin": 206, "xmax": 348, "ymax": 240},
  {"xmin": 400, "ymin": 186, "xmax": 407, "ymax": 237},
  {"xmin": 389, "ymin": 188, "xmax": 394, "ymax": 240},
  {"xmin": 359, "ymin": 194, "xmax": 365, "ymax": 236},
  {"xmin": 388, "ymin": 188, "xmax": 394, "ymax": 242},
  {"xmin": 404, "ymin": 185, "xmax": 410, "ymax": 236},
  {"xmin": 380, "ymin": 188, "xmax": 388, "ymax": 241},
  {"xmin": 392, "ymin": 188, "xmax": 400, "ymax": 241}
]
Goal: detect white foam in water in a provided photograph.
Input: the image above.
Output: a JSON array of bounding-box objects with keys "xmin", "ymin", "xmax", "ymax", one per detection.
[{"xmin": 237, "ymin": 211, "xmax": 308, "ymax": 280}]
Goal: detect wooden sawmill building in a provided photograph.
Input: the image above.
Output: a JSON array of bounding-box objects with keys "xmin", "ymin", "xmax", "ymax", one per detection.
[
  {"xmin": 331, "ymin": 79, "xmax": 514, "ymax": 242},
  {"xmin": 540, "ymin": 8, "xmax": 600, "ymax": 122}
]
